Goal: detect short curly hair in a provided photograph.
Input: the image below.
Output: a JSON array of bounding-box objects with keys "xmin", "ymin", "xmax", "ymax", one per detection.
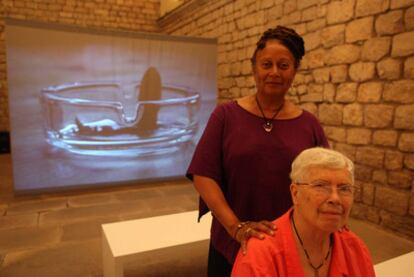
[
  {"xmin": 251, "ymin": 25, "xmax": 305, "ymax": 68},
  {"xmin": 290, "ymin": 147, "xmax": 354, "ymax": 184}
]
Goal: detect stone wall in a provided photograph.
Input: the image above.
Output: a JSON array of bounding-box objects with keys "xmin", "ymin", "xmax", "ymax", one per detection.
[
  {"xmin": 160, "ymin": 0, "xmax": 414, "ymax": 239},
  {"xmin": 0, "ymin": 0, "xmax": 160, "ymax": 130}
]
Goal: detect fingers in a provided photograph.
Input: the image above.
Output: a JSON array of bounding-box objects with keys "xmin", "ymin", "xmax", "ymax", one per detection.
[
  {"xmin": 234, "ymin": 220, "xmax": 277, "ymax": 255},
  {"xmin": 256, "ymin": 220, "xmax": 276, "ymax": 235}
]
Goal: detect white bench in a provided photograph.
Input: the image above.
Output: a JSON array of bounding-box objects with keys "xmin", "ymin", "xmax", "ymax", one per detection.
[
  {"xmin": 374, "ymin": 251, "xmax": 414, "ymax": 277},
  {"xmin": 101, "ymin": 210, "xmax": 212, "ymax": 277}
]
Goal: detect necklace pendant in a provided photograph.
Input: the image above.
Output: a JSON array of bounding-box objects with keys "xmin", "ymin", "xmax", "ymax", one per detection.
[{"xmin": 263, "ymin": 122, "xmax": 273, "ymax": 132}]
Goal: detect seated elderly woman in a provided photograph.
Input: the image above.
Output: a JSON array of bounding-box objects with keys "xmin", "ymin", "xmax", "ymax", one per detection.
[{"xmin": 231, "ymin": 147, "xmax": 375, "ymax": 277}]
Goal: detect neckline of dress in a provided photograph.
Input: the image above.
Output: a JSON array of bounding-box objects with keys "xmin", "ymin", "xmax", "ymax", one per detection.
[{"xmin": 233, "ymin": 100, "xmax": 304, "ymax": 122}]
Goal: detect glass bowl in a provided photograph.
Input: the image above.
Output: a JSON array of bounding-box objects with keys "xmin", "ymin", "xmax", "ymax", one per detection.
[{"xmin": 40, "ymin": 81, "xmax": 200, "ymax": 156}]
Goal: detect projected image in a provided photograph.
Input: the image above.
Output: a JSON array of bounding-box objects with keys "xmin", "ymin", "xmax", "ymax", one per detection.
[
  {"xmin": 41, "ymin": 67, "xmax": 200, "ymax": 156},
  {"xmin": 6, "ymin": 20, "xmax": 217, "ymax": 192}
]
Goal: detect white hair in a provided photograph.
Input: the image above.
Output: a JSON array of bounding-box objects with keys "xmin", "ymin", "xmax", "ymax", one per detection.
[{"xmin": 290, "ymin": 147, "xmax": 354, "ymax": 183}]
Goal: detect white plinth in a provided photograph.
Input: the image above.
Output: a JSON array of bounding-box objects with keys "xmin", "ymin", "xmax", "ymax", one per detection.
[
  {"xmin": 374, "ymin": 251, "xmax": 414, "ymax": 277},
  {"xmin": 102, "ymin": 210, "xmax": 211, "ymax": 277}
]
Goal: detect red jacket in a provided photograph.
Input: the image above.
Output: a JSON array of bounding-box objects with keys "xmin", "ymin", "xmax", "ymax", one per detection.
[{"xmin": 232, "ymin": 209, "xmax": 376, "ymax": 277}]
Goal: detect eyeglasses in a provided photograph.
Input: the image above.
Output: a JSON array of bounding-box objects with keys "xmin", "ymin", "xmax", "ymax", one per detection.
[{"xmin": 295, "ymin": 181, "xmax": 355, "ymax": 197}]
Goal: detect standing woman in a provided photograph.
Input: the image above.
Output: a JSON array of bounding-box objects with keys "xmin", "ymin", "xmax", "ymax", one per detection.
[{"xmin": 187, "ymin": 26, "xmax": 329, "ymax": 276}]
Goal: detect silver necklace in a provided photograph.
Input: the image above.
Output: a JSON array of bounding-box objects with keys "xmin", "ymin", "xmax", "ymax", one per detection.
[{"xmin": 255, "ymin": 95, "xmax": 284, "ymax": 133}]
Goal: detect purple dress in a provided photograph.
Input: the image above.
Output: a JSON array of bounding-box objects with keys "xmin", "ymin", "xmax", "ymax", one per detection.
[{"xmin": 186, "ymin": 101, "xmax": 329, "ymax": 263}]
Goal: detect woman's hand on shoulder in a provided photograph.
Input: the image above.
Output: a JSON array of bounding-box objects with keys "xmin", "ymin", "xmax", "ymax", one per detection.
[{"xmin": 232, "ymin": 220, "xmax": 276, "ymax": 255}]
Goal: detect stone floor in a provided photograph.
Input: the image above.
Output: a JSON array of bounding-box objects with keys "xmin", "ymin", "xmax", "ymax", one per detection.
[{"xmin": 1, "ymin": 153, "xmax": 414, "ymax": 276}]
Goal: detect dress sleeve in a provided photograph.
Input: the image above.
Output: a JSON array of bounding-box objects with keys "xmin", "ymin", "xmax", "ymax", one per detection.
[
  {"xmin": 186, "ymin": 104, "xmax": 227, "ymax": 218},
  {"xmin": 186, "ymin": 104, "xmax": 225, "ymax": 185}
]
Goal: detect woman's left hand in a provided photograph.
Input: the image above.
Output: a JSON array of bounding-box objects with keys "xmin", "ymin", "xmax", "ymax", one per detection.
[{"xmin": 234, "ymin": 220, "xmax": 276, "ymax": 255}]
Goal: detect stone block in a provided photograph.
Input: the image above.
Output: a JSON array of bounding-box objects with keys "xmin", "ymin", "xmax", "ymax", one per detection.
[
  {"xmin": 398, "ymin": 132, "xmax": 414, "ymax": 151},
  {"xmin": 391, "ymin": 0, "xmax": 414, "ymax": 9},
  {"xmin": 218, "ymin": 63, "xmax": 231, "ymax": 77},
  {"xmin": 392, "ymin": 31, "xmax": 414, "ymax": 57},
  {"xmin": 7, "ymin": 198, "xmax": 67, "ymax": 215},
  {"xmin": 67, "ymin": 193, "xmax": 118, "ymax": 208},
  {"xmin": 353, "ymin": 180, "xmax": 363, "ymax": 202},
  {"xmin": 218, "ymin": 78, "xmax": 234, "ymax": 89},
  {"xmin": 356, "ymin": 0, "xmax": 390, "ymax": 16},
  {"xmin": 394, "ymin": 104, "xmax": 414, "ymax": 129},
  {"xmin": 324, "ymin": 83, "xmax": 336, "ymax": 102},
  {"xmin": 406, "ymin": 6, "xmax": 414, "ymax": 30},
  {"xmin": 335, "ymin": 143, "xmax": 356, "ymax": 160},
  {"xmin": 1, "ymin": 239, "xmax": 102, "ymax": 277},
  {"xmin": 266, "ymin": 4, "xmax": 283, "ymax": 21},
  {"xmin": 356, "ymin": 146, "xmax": 385, "ymax": 168},
  {"xmin": 300, "ymin": 102, "xmax": 318, "ymax": 115},
  {"xmin": 346, "ymin": 16, "xmax": 374, "ymax": 43},
  {"xmin": 297, "ymin": 0, "xmax": 320, "ymax": 9},
  {"xmin": 0, "ymin": 213, "xmax": 38, "ymax": 230},
  {"xmin": 61, "ymin": 217, "xmax": 118, "ymax": 242},
  {"xmin": 404, "ymin": 56, "xmax": 414, "ymax": 78},
  {"xmin": 361, "ymin": 37, "xmax": 391, "ymax": 61},
  {"xmin": 283, "ymin": 0, "xmax": 297, "ymax": 14},
  {"xmin": 375, "ymin": 186, "xmax": 409, "ymax": 215},
  {"xmin": 321, "ymin": 24, "xmax": 345, "ymax": 47},
  {"xmin": 350, "ymin": 202, "xmax": 367, "ymax": 219},
  {"xmin": 327, "ymin": 0, "xmax": 354, "ymax": 24},
  {"xmin": 39, "ymin": 201, "xmax": 149, "ymax": 226},
  {"xmin": 357, "ymin": 81, "xmax": 383, "ymax": 103},
  {"xmin": 383, "ymin": 80, "xmax": 414, "ymax": 103},
  {"xmin": 330, "ymin": 65, "xmax": 348, "ymax": 83},
  {"xmin": 347, "ymin": 128, "xmax": 371, "ymax": 145},
  {"xmin": 303, "ymin": 30, "xmax": 321, "ymax": 51},
  {"xmin": 296, "ymin": 85, "xmax": 307, "ymax": 95},
  {"xmin": 373, "ymin": 169, "xmax": 388, "ymax": 184},
  {"xmin": 343, "ymin": 103, "xmax": 363, "ymax": 126},
  {"xmin": 280, "ymin": 11, "xmax": 302, "ymax": 25},
  {"xmin": 362, "ymin": 182, "xmax": 375, "ymax": 205},
  {"xmin": 325, "ymin": 44, "xmax": 360, "ymax": 65},
  {"xmin": 354, "ymin": 164, "xmax": 373, "ymax": 182},
  {"xmin": 241, "ymin": 59, "xmax": 252, "ymax": 75},
  {"xmin": 235, "ymin": 76, "xmax": 246, "ymax": 88},
  {"xmin": 373, "ymin": 130, "xmax": 398, "ymax": 146},
  {"xmin": 307, "ymin": 18, "xmax": 327, "ymax": 32},
  {"xmin": 377, "ymin": 58, "xmax": 401, "ymax": 80},
  {"xmin": 388, "ymin": 169, "xmax": 412, "ymax": 189},
  {"xmin": 318, "ymin": 103, "xmax": 343, "ymax": 125},
  {"xmin": 385, "ymin": 150, "xmax": 404, "ymax": 170},
  {"xmin": 336, "ymin": 82, "xmax": 357, "ymax": 103},
  {"xmin": 312, "ymin": 67, "xmax": 330, "ymax": 83},
  {"xmin": 376, "ymin": 10, "xmax": 404, "ymax": 35},
  {"xmin": 380, "ymin": 209, "xmax": 414, "ymax": 238},
  {"xmin": 0, "ymin": 226, "xmax": 61, "ymax": 254},
  {"xmin": 364, "ymin": 104, "xmax": 394, "ymax": 128},
  {"xmin": 323, "ymin": 126, "xmax": 346, "ymax": 142},
  {"xmin": 300, "ymin": 91, "xmax": 324, "ymax": 102},
  {"xmin": 404, "ymin": 154, "xmax": 414, "ymax": 169},
  {"xmin": 349, "ymin": 62, "xmax": 376, "ymax": 82},
  {"xmin": 304, "ymin": 48, "xmax": 326, "ymax": 69},
  {"xmin": 308, "ymin": 83, "xmax": 324, "ymax": 95},
  {"xmin": 231, "ymin": 62, "xmax": 242, "ymax": 76}
]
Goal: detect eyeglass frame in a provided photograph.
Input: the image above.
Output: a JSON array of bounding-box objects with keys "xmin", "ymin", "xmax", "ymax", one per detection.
[{"xmin": 294, "ymin": 180, "xmax": 355, "ymax": 197}]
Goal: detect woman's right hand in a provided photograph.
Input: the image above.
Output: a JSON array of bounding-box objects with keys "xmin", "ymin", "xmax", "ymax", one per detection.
[{"xmin": 233, "ymin": 220, "xmax": 276, "ymax": 255}]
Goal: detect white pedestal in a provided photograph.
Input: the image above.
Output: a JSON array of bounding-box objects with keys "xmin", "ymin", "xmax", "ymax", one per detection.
[{"xmin": 101, "ymin": 210, "xmax": 212, "ymax": 277}]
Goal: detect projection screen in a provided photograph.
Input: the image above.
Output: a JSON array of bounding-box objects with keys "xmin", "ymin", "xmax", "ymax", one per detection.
[{"xmin": 5, "ymin": 19, "xmax": 217, "ymax": 193}]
